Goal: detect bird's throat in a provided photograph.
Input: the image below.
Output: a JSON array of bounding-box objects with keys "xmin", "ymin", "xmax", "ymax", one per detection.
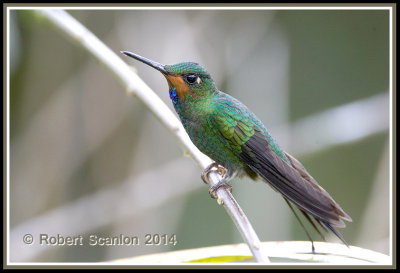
[{"xmin": 165, "ymin": 74, "xmax": 190, "ymax": 100}]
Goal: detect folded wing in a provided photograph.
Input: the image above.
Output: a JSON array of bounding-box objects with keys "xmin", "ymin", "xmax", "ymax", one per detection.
[{"xmin": 209, "ymin": 104, "xmax": 352, "ymax": 243}]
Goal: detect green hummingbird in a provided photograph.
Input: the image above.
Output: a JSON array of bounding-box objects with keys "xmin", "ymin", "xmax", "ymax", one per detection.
[{"xmin": 122, "ymin": 51, "xmax": 352, "ymax": 246}]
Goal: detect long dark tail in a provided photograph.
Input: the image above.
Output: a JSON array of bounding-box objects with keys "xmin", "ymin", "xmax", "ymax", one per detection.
[
  {"xmin": 239, "ymin": 131, "xmax": 352, "ymax": 245},
  {"xmin": 320, "ymin": 220, "xmax": 349, "ymax": 247},
  {"xmin": 285, "ymin": 198, "xmax": 349, "ymax": 248}
]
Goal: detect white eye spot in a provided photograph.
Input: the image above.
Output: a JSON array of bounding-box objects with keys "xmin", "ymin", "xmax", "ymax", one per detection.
[{"xmin": 196, "ymin": 77, "xmax": 202, "ymax": 84}]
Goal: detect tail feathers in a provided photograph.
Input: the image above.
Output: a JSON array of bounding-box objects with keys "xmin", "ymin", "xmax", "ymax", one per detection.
[
  {"xmin": 285, "ymin": 198, "xmax": 349, "ymax": 247},
  {"xmin": 320, "ymin": 220, "xmax": 350, "ymax": 247},
  {"xmin": 238, "ymin": 130, "xmax": 352, "ymax": 245},
  {"xmin": 300, "ymin": 209, "xmax": 327, "ymax": 241},
  {"xmin": 241, "ymin": 140, "xmax": 348, "ymax": 227}
]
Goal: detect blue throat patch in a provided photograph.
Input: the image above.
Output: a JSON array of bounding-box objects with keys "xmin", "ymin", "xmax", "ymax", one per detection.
[{"xmin": 169, "ymin": 87, "xmax": 178, "ymax": 104}]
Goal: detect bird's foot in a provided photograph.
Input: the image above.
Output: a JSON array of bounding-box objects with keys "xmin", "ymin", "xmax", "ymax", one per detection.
[
  {"xmin": 208, "ymin": 181, "xmax": 232, "ymax": 199},
  {"xmin": 201, "ymin": 162, "xmax": 227, "ymax": 184},
  {"xmin": 201, "ymin": 162, "xmax": 230, "ymax": 199}
]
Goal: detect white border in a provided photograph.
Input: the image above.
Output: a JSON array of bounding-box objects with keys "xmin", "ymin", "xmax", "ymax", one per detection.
[{"xmin": 5, "ymin": 4, "xmax": 394, "ymax": 267}]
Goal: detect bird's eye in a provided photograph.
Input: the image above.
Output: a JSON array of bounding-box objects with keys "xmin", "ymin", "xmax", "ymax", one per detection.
[{"xmin": 185, "ymin": 74, "xmax": 201, "ymax": 85}]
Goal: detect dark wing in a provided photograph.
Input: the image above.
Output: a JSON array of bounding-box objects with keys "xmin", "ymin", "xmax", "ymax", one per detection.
[
  {"xmin": 209, "ymin": 105, "xmax": 351, "ymax": 243},
  {"xmin": 283, "ymin": 151, "xmax": 352, "ymax": 223},
  {"xmin": 239, "ymin": 127, "xmax": 351, "ymax": 226},
  {"xmin": 282, "ymin": 151, "xmax": 352, "ymax": 244}
]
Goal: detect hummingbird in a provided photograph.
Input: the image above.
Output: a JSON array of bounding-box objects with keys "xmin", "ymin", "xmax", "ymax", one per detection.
[{"xmin": 122, "ymin": 51, "xmax": 352, "ymax": 247}]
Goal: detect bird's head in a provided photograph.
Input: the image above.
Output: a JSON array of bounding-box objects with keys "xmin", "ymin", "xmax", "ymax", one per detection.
[{"xmin": 122, "ymin": 51, "xmax": 216, "ymax": 103}]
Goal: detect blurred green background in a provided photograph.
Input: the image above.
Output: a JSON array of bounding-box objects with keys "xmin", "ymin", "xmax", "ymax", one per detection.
[{"xmin": 9, "ymin": 8, "xmax": 391, "ymax": 262}]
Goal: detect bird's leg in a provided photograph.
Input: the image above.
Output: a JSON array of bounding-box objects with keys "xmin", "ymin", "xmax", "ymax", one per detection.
[
  {"xmin": 201, "ymin": 162, "xmax": 226, "ymax": 184},
  {"xmin": 208, "ymin": 180, "xmax": 232, "ymax": 199},
  {"xmin": 201, "ymin": 162, "xmax": 231, "ymax": 199}
]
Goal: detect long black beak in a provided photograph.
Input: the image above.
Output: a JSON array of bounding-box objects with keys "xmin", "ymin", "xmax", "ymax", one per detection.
[{"xmin": 121, "ymin": 51, "xmax": 168, "ymax": 75}]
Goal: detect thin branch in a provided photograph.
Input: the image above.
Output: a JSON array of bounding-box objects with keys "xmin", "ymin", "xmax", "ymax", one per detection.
[{"xmin": 37, "ymin": 9, "xmax": 270, "ymax": 263}]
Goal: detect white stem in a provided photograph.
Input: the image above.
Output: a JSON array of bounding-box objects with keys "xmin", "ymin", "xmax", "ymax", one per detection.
[{"xmin": 38, "ymin": 9, "xmax": 270, "ymax": 263}]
